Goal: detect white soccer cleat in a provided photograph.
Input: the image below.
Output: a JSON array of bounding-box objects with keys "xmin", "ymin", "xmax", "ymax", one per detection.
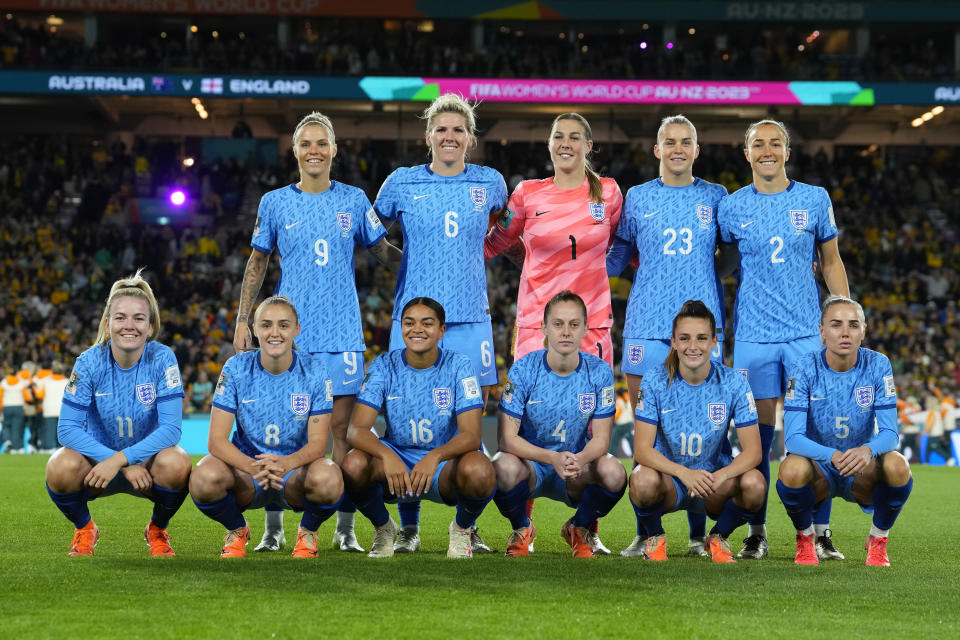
[
  {"xmin": 469, "ymin": 526, "xmax": 495, "ymax": 553},
  {"xmin": 367, "ymin": 518, "xmax": 399, "ymax": 558},
  {"xmin": 254, "ymin": 528, "xmax": 286, "ymax": 552},
  {"xmin": 686, "ymin": 537, "xmax": 710, "ymax": 558},
  {"xmin": 587, "ymin": 530, "xmax": 611, "ymax": 555},
  {"xmin": 394, "ymin": 525, "xmax": 421, "ymax": 553},
  {"xmin": 333, "ymin": 527, "xmax": 365, "ymax": 553},
  {"xmin": 815, "ymin": 529, "xmax": 845, "ymax": 560},
  {"xmin": 736, "ymin": 534, "xmax": 769, "ymax": 559},
  {"xmin": 620, "ymin": 535, "xmax": 647, "ymax": 557},
  {"xmin": 447, "ymin": 520, "xmax": 473, "ymax": 559}
]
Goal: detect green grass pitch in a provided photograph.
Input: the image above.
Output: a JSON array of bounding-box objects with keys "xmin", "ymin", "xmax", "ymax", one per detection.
[{"xmin": 1, "ymin": 455, "xmax": 956, "ymax": 639}]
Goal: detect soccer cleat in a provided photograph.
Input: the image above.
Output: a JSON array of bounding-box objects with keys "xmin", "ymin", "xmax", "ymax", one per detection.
[
  {"xmin": 525, "ymin": 499, "xmax": 536, "ymax": 552},
  {"xmin": 639, "ymin": 534, "xmax": 668, "ymax": 561},
  {"xmin": 394, "ymin": 525, "xmax": 421, "ymax": 553},
  {"xmin": 332, "ymin": 527, "xmax": 365, "ymax": 553},
  {"xmin": 561, "ymin": 519, "xmax": 597, "ymax": 559},
  {"xmin": 254, "ymin": 528, "xmax": 286, "ymax": 552},
  {"xmin": 687, "ymin": 538, "xmax": 710, "ymax": 558},
  {"xmin": 447, "ymin": 520, "xmax": 473, "ymax": 559},
  {"xmin": 736, "ymin": 534, "xmax": 769, "ymax": 559},
  {"xmin": 68, "ymin": 520, "xmax": 99, "ymax": 557},
  {"xmin": 504, "ymin": 521, "xmax": 537, "ymax": 557},
  {"xmin": 586, "ymin": 530, "xmax": 611, "ymax": 555},
  {"xmin": 220, "ymin": 526, "xmax": 251, "ymax": 558},
  {"xmin": 793, "ymin": 531, "xmax": 819, "ymax": 565},
  {"xmin": 469, "ymin": 526, "xmax": 495, "ymax": 554},
  {"xmin": 291, "ymin": 527, "xmax": 319, "ymax": 558},
  {"xmin": 815, "ymin": 529, "xmax": 845, "ymax": 560},
  {"xmin": 367, "ymin": 518, "xmax": 399, "ymax": 558},
  {"xmin": 706, "ymin": 534, "xmax": 736, "ymax": 564},
  {"xmin": 144, "ymin": 521, "xmax": 175, "ymax": 557},
  {"xmin": 620, "ymin": 535, "xmax": 647, "ymax": 557},
  {"xmin": 865, "ymin": 535, "xmax": 891, "ymax": 567}
]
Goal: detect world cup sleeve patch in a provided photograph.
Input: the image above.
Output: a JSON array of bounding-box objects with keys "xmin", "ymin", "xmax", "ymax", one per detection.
[
  {"xmin": 326, "ymin": 379, "xmax": 334, "ymax": 402},
  {"xmin": 463, "ymin": 376, "xmax": 481, "ymax": 400},
  {"xmin": 215, "ymin": 373, "xmax": 228, "ymax": 396},
  {"xmin": 635, "ymin": 387, "xmax": 644, "ymax": 412},
  {"xmin": 66, "ymin": 371, "xmax": 79, "ymax": 395},
  {"xmin": 883, "ymin": 375, "xmax": 896, "ymax": 397},
  {"xmin": 165, "ymin": 365, "xmax": 182, "ymax": 389},
  {"xmin": 498, "ymin": 208, "xmax": 515, "ymax": 229},
  {"xmin": 502, "ymin": 379, "xmax": 515, "ymax": 404},
  {"xmin": 601, "ymin": 385, "xmax": 615, "ymax": 408},
  {"xmin": 253, "ymin": 215, "xmax": 262, "ymax": 236},
  {"xmin": 785, "ymin": 377, "xmax": 796, "ymax": 400},
  {"xmin": 746, "ymin": 391, "xmax": 757, "ymax": 415},
  {"xmin": 366, "ymin": 207, "xmax": 382, "ymax": 229}
]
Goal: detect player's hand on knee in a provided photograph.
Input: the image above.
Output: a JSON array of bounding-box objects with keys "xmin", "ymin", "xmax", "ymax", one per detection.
[
  {"xmin": 121, "ymin": 464, "xmax": 153, "ymax": 492},
  {"xmin": 410, "ymin": 452, "xmax": 439, "ymax": 496},
  {"xmin": 84, "ymin": 454, "xmax": 125, "ymax": 489},
  {"xmin": 680, "ymin": 468, "xmax": 714, "ymax": 498},
  {"xmin": 836, "ymin": 445, "xmax": 872, "ymax": 477},
  {"xmin": 382, "ymin": 454, "xmax": 412, "ymax": 497}
]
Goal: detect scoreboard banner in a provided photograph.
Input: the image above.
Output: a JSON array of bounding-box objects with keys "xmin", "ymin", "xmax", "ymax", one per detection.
[{"xmin": 0, "ymin": 71, "xmax": 956, "ymax": 105}]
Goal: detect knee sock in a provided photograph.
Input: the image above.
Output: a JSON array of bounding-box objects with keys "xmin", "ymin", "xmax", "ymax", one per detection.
[
  {"xmin": 687, "ymin": 510, "xmax": 706, "ymax": 540},
  {"xmin": 47, "ymin": 485, "xmax": 91, "ymax": 529},
  {"xmin": 632, "ymin": 499, "xmax": 650, "ymax": 538},
  {"xmin": 494, "ymin": 483, "xmax": 531, "ymax": 530},
  {"xmin": 572, "ymin": 484, "xmax": 624, "ymax": 528},
  {"xmin": 812, "ymin": 498, "xmax": 832, "ymax": 533},
  {"xmin": 300, "ymin": 493, "xmax": 344, "ymax": 532},
  {"xmin": 775, "ymin": 479, "xmax": 816, "ymax": 531},
  {"xmin": 711, "ymin": 498, "xmax": 757, "ymax": 539},
  {"xmin": 748, "ymin": 423, "xmax": 775, "ymax": 530},
  {"xmin": 455, "ymin": 487, "xmax": 495, "ymax": 529},
  {"xmin": 398, "ymin": 500, "xmax": 421, "ymax": 529},
  {"xmin": 150, "ymin": 483, "xmax": 188, "ymax": 529},
  {"xmin": 349, "ymin": 483, "xmax": 390, "ymax": 528},
  {"xmin": 632, "ymin": 500, "xmax": 665, "ymax": 537},
  {"xmin": 872, "ymin": 477, "xmax": 913, "ymax": 531},
  {"xmin": 193, "ymin": 492, "xmax": 246, "ymax": 531}
]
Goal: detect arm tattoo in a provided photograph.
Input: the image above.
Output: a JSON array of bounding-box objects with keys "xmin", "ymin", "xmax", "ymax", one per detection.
[
  {"xmin": 369, "ymin": 238, "xmax": 402, "ymax": 272},
  {"xmin": 237, "ymin": 249, "xmax": 270, "ymax": 323}
]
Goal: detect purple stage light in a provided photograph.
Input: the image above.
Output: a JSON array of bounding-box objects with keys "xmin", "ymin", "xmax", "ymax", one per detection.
[{"xmin": 169, "ymin": 190, "xmax": 187, "ymax": 206}]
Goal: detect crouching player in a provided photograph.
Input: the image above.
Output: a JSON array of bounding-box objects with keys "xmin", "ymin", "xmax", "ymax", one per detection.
[
  {"xmin": 342, "ymin": 297, "xmax": 495, "ymax": 559},
  {"xmin": 492, "ymin": 291, "xmax": 626, "ymax": 558},
  {"xmin": 45, "ymin": 272, "xmax": 191, "ymax": 557},
  {"xmin": 777, "ymin": 295, "xmax": 911, "ymax": 566},
  {"xmin": 190, "ymin": 296, "xmax": 344, "ymax": 558},
  {"xmin": 629, "ymin": 300, "xmax": 765, "ymax": 563}
]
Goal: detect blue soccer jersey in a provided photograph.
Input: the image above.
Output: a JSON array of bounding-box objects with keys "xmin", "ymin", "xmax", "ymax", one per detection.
[
  {"xmin": 356, "ymin": 349, "xmax": 483, "ymax": 451},
  {"xmin": 499, "ymin": 351, "xmax": 615, "ymax": 454},
  {"xmin": 212, "ymin": 351, "xmax": 333, "ymax": 458},
  {"xmin": 783, "ymin": 348, "xmax": 899, "ymax": 462},
  {"xmin": 718, "ymin": 181, "xmax": 838, "ymax": 342},
  {"xmin": 251, "ymin": 182, "xmax": 387, "ymax": 352},
  {"xmin": 615, "ymin": 177, "xmax": 727, "ymax": 339},
  {"xmin": 373, "ymin": 164, "xmax": 508, "ymax": 323},
  {"xmin": 635, "ymin": 363, "xmax": 758, "ymax": 471},
  {"xmin": 61, "ymin": 341, "xmax": 185, "ymax": 464}
]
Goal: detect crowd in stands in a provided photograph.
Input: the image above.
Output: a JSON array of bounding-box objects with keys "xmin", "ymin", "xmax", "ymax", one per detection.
[
  {"xmin": 1, "ymin": 14, "xmax": 956, "ymax": 82},
  {"xmin": 0, "ymin": 130, "xmax": 956, "ymax": 460}
]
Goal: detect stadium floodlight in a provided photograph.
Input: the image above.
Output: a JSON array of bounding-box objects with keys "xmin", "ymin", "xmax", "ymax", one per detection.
[{"xmin": 169, "ymin": 190, "xmax": 187, "ymax": 207}]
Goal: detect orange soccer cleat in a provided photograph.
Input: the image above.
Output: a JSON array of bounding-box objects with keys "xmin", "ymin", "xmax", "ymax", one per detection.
[
  {"xmin": 505, "ymin": 520, "xmax": 537, "ymax": 557},
  {"xmin": 220, "ymin": 525, "xmax": 251, "ymax": 558},
  {"xmin": 561, "ymin": 519, "xmax": 597, "ymax": 559},
  {"xmin": 793, "ymin": 531, "xmax": 819, "ymax": 565},
  {"xmin": 291, "ymin": 527, "xmax": 319, "ymax": 558},
  {"xmin": 144, "ymin": 521, "xmax": 176, "ymax": 557},
  {"xmin": 706, "ymin": 533, "xmax": 736, "ymax": 564},
  {"xmin": 68, "ymin": 520, "xmax": 99, "ymax": 557},
  {"xmin": 865, "ymin": 535, "xmax": 891, "ymax": 567}
]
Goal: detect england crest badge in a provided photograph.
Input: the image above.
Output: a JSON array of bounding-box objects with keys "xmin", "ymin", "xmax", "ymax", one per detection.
[
  {"xmin": 291, "ymin": 393, "xmax": 310, "ymax": 416},
  {"xmin": 337, "ymin": 211, "xmax": 352, "ymax": 237},
  {"xmin": 696, "ymin": 204, "xmax": 713, "ymax": 228},
  {"xmin": 578, "ymin": 393, "xmax": 597, "ymax": 414},
  {"xmin": 136, "ymin": 383, "xmax": 156, "ymax": 405},
  {"xmin": 589, "ymin": 202, "xmax": 605, "ymax": 222},
  {"xmin": 855, "ymin": 386, "xmax": 874, "ymax": 408},
  {"xmin": 434, "ymin": 388, "xmax": 452, "ymax": 411},
  {"xmin": 470, "ymin": 187, "xmax": 486, "ymax": 211},
  {"xmin": 708, "ymin": 402, "xmax": 727, "ymax": 426},
  {"xmin": 790, "ymin": 209, "xmax": 808, "ymax": 233},
  {"xmin": 627, "ymin": 344, "xmax": 644, "ymax": 365}
]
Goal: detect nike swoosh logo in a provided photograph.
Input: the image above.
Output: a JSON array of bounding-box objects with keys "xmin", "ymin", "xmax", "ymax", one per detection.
[
  {"xmin": 413, "ymin": 194, "xmax": 430, "ymax": 200},
  {"xmin": 95, "ymin": 392, "xmax": 112, "ymax": 397},
  {"xmin": 241, "ymin": 398, "xmax": 258, "ymax": 404},
  {"xmin": 643, "ymin": 211, "xmax": 659, "ymax": 218},
  {"xmin": 480, "ymin": 369, "xmax": 493, "ymax": 377},
  {"xmin": 740, "ymin": 220, "xmax": 756, "ymax": 228},
  {"xmin": 342, "ymin": 378, "xmax": 359, "ymax": 385},
  {"xmin": 387, "ymin": 395, "xmax": 403, "ymax": 400},
  {"xmin": 661, "ymin": 408, "xmax": 677, "ymax": 414},
  {"xmin": 810, "ymin": 397, "xmax": 827, "ymax": 401},
  {"xmin": 285, "ymin": 221, "xmax": 300, "ymax": 229},
  {"xmin": 534, "ymin": 210, "xmax": 550, "ymax": 216},
  {"xmin": 527, "ymin": 400, "xmax": 544, "ymax": 404}
]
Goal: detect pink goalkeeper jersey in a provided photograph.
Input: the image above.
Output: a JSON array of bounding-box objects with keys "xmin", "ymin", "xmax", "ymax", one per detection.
[{"xmin": 485, "ymin": 175, "xmax": 622, "ymax": 329}]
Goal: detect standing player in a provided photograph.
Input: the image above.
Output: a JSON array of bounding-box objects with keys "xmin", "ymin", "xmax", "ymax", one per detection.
[
  {"xmin": 45, "ymin": 272, "xmax": 191, "ymax": 557},
  {"xmin": 492, "ymin": 291, "xmax": 625, "ymax": 558},
  {"xmin": 233, "ymin": 112, "xmax": 398, "ymax": 553},
  {"xmin": 342, "ymin": 298, "xmax": 495, "ymax": 559},
  {"xmin": 192, "ymin": 296, "xmax": 343, "ymax": 558},
  {"xmin": 485, "ymin": 112, "xmax": 622, "ymax": 554},
  {"xmin": 777, "ymin": 296, "xmax": 911, "ymax": 566},
  {"xmin": 629, "ymin": 300, "xmax": 765, "ymax": 563},
  {"xmin": 718, "ymin": 119, "xmax": 849, "ymax": 559},
  {"xmin": 372, "ymin": 94, "xmax": 507, "ymax": 553},
  {"xmin": 606, "ymin": 115, "xmax": 729, "ymax": 557}
]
